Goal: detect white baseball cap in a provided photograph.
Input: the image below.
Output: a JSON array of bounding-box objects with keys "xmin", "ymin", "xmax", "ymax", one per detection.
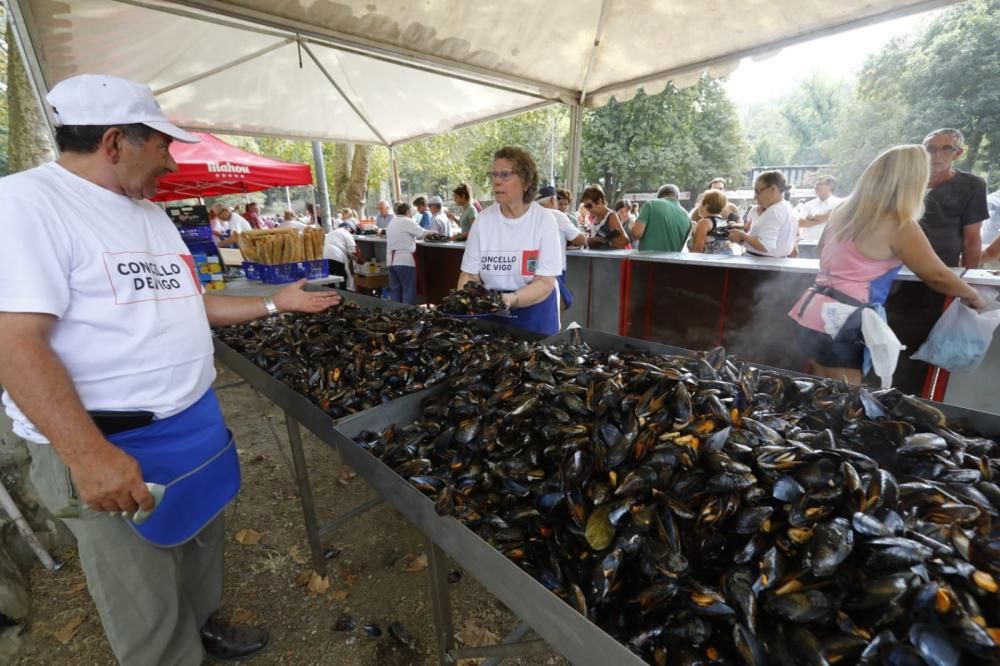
[
  {"xmin": 428, "ymin": 195, "xmax": 444, "ymax": 206},
  {"xmin": 46, "ymin": 74, "xmax": 199, "ymax": 143}
]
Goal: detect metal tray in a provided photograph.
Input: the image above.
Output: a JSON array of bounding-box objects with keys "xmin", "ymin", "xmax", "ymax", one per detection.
[
  {"xmin": 331, "ymin": 385, "xmax": 646, "ymax": 666},
  {"xmin": 541, "ymin": 327, "xmax": 1000, "ymax": 436}
]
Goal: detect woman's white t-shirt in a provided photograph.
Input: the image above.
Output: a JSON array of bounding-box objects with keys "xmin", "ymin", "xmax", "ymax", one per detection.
[
  {"xmin": 460, "ymin": 202, "xmax": 563, "ymax": 291},
  {"xmin": 0, "ymin": 162, "xmax": 215, "ymax": 443},
  {"xmin": 386, "ymin": 216, "xmax": 427, "ymax": 267},
  {"xmin": 746, "ymin": 200, "xmax": 798, "ymax": 257}
]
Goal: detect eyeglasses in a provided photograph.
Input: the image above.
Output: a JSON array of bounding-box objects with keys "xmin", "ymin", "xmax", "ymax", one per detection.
[
  {"xmin": 486, "ymin": 170, "xmax": 516, "ymax": 181},
  {"xmin": 753, "ymin": 184, "xmax": 774, "ymax": 195},
  {"xmin": 924, "ymin": 145, "xmax": 958, "ymax": 155}
]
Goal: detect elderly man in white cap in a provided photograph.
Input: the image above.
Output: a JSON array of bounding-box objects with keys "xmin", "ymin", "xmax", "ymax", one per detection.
[{"xmin": 0, "ymin": 74, "xmax": 342, "ymax": 665}]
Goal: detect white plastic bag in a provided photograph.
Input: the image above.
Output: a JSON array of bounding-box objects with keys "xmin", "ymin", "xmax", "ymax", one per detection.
[
  {"xmin": 861, "ymin": 308, "xmax": 905, "ymax": 388},
  {"xmin": 912, "ymin": 288, "xmax": 1000, "ymax": 373}
]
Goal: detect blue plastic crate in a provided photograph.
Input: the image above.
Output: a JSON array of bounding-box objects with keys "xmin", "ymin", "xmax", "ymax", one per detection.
[
  {"xmin": 178, "ymin": 224, "xmax": 212, "ymax": 242},
  {"xmin": 260, "ymin": 259, "xmax": 329, "ymax": 284},
  {"xmin": 242, "ymin": 261, "xmax": 262, "ymax": 281}
]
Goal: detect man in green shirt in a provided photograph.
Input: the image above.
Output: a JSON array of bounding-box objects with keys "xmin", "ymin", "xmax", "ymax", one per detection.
[{"xmin": 631, "ymin": 184, "xmax": 691, "ymax": 251}]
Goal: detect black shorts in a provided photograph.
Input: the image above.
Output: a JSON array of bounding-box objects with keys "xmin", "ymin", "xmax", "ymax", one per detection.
[{"xmin": 794, "ymin": 323, "xmax": 864, "ymax": 370}]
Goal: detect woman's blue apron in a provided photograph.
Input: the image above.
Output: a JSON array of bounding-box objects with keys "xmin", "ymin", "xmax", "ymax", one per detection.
[
  {"xmin": 557, "ymin": 272, "xmax": 573, "ymax": 309},
  {"xmin": 486, "ymin": 289, "xmax": 560, "ymax": 336},
  {"xmin": 107, "ymin": 390, "xmax": 240, "ymax": 548}
]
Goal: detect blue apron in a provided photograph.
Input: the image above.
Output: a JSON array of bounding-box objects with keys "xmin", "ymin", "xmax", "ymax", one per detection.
[
  {"xmin": 107, "ymin": 390, "xmax": 240, "ymax": 548},
  {"xmin": 487, "ymin": 289, "xmax": 560, "ymax": 336},
  {"xmin": 557, "ymin": 272, "xmax": 573, "ymax": 309}
]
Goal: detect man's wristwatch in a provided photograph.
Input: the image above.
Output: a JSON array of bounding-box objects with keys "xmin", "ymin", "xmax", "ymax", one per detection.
[{"xmin": 263, "ymin": 296, "xmax": 279, "ymax": 317}]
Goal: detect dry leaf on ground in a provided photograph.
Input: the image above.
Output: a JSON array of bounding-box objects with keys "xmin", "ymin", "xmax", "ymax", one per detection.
[
  {"xmin": 307, "ymin": 572, "xmax": 330, "ymax": 594},
  {"xmin": 287, "ymin": 545, "xmax": 306, "ymax": 565},
  {"xmin": 234, "ymin": 529, "xmax": 263, "ymax": 545},
  {"xmin": 230, "ymin": 608, "xmax": 253, "ymax": 625},
  {"xmin": 330, "ymin": 589, "xmax": 349, "ymax": 601},
  {"xmin": 294, "ymin": 571, "xmax": 312, "ymax": 586},
  {"xmin": 404, "ymin": 554, "xmax": 428, "ymax": 573},
  {"xmin": 455, "ymin": 621, "xmax": 499, "ymax": 648},
  {"xmin": 53, "ymin": 612, "xmax": 86, "ymax": 644}
]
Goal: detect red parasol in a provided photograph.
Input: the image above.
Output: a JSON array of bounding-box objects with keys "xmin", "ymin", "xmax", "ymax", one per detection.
[{"xmin": 152, "ymin": 132, "xmax": 313, "ymax": 201}]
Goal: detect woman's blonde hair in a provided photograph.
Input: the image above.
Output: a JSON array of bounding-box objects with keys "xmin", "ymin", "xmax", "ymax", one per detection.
[{"xmin": 829, "ymin": 145, "xmax": 929, "ymax": 242}]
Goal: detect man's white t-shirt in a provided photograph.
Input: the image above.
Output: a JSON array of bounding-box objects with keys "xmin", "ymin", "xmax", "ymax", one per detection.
[
  {"xmin": 0, "ymin": 162, "xmax": 215, "ymax": 444},
  {"xmin": 228, "ymin": 212, "xmax": 253, "ymax": 234},
  {"xmin": 278, "ymin": 219, "xmax": 307, "ymax": 230},
  {"xmin": 323, "ymin": 228, "xmax": 357, "ymax": 265},
  {"xmin": 797, "ymin": 195, "xmax": 843, "ymax": 242},
  {"xmin": 461, "ymin": 202, "xmax": 563, "ymax": 291},
  {"xmin": 745, "ymin": 200, "xmax": 798, "ymax": 257},
  {"xmin": 551, "ymin": 208, "xmax": 584, "ymax": 271},
  {"xmin": 386, "ymin": 216, "xmax": 427, "ymax": 267}
]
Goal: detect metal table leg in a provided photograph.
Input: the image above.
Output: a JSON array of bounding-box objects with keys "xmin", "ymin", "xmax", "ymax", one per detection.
[
  {"xmin": 425, "ymin": 538, "xmax": 455, "ymax": 665},
  {"xmin": 285, "ymin": 412, "xmax": 327, "ymax": 576}
]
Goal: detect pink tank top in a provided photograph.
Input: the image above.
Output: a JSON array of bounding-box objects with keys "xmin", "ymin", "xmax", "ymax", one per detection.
[{"xmin": 789, "ymin": 237, "xmax": 902, "ymax": 332}]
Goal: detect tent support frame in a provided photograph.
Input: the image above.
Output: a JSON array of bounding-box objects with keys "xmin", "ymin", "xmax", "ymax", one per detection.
[
  {"xmin": 566, "ymin": 104, "xmax": 584, "ymax": 205},
  {"xmin": 151, "ymin": 0, "xmax": 576, "ymax": 103},
  {"xmin": 153, "ymin": 38, "xmax": 295, "ymax": 95}
]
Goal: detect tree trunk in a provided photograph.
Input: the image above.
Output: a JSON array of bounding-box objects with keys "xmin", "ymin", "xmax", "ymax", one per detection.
[
  {"xmin": 6, "ymin": 23, "xmax": 55, "ymax": 172},
  {"xmin": 962, "ymin": 128, "xmax": 983, "ymax": 174},
  {"xmin": 331, "ymin": 143, "xmax": 351, "ymax": 206},
  {"xmin": 344, "ymin": 144, "xmax": 371, "ymax": 214}
]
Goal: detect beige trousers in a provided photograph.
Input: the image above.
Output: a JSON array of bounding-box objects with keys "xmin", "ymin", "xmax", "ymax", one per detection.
[{"xmin": 27, "ymin": 441, "xmax": 224, "ymax": 666}]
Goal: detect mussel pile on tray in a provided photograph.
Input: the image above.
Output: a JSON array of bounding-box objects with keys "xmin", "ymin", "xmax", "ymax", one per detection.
[
  {"xmin": 213, "ymin": 301, "xmax": 517, "ymax": 418},
  {"xmin": 356, "ymin": 341, "xmax": 1000, "ymax": 665},
  {"xmin": 440, "ymin": 281, "xmax": 507, "ymax": 315},
  {"xmin": 422, "ymin": 233, "xmax": 451, "ymax": 242}
]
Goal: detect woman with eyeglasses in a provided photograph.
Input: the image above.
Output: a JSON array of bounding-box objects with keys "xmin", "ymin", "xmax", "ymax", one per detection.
[
  {"xmin": 727, "ymin": 171, "xmax": 797, "ymax": 257},
  {"xmin": 580, "ymin": 185, "xmax": 631, "ymax": 249},
  {"xmin": 789, "ymin": 145, "xmax": 986, "ymax": 385},
  {"xmin": 457, "ymin": 146, "xmax": 564, "ymax": 335}
]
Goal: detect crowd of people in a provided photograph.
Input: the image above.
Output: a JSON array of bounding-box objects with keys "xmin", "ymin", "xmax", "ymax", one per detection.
[{"xmin": 208, "ymin": 126, "xmax": 996, "ymax": 385}]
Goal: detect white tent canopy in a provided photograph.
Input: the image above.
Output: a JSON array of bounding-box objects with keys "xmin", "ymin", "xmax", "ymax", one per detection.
[{"xmin": 10, "ymin": 0, "xmax": 955, "ymax": 148}]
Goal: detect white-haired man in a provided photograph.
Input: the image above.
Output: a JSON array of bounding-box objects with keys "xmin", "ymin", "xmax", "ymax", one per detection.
[
  {"xmin": 374, "ymin": 199, "xmax": 395, "ymax": 229},
  {"xmin": 0, "ymin": 74, "xmax": 342, "ymax": 665}
]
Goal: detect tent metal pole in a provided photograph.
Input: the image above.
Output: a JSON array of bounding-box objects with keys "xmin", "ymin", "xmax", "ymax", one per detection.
[
  {"xmin": 285, "ymin": 186, "xmax": 292, "ymax": 210},
  {"xmin": 312, "ymin": 141, "xmax": 333, "ymax": 232},
  {"xmin": 389, "ymin": 146, "xmax": 402, "ymax": 203},
  {"xmin": 566, "ymin": 104, "xmax": 584, "ymax": 207}
]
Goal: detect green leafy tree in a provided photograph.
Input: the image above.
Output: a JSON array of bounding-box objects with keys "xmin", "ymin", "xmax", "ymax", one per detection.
[
  {"xmin": 832, "ymin": 0, "xmax": 1000, "ymax": 189},
  {"xmin": 582, "ymin": 76, "xmax": 749, "ymax": 199}
]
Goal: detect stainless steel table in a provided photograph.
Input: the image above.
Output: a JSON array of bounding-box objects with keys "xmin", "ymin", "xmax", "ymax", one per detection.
[{"xmin": 211, "ymin": 337, "xmax": 644, "ymax": 666}]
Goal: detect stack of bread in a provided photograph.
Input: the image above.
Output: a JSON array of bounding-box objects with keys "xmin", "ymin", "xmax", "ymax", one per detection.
[{"xmin": 237, "ymin": 227, "xmax": 325, "ymax": 265}]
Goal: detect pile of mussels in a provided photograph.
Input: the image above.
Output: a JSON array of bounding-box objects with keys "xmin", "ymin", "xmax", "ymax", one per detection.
[
  {"xmin": 439, "ymin": 281, "xmax": 508, "ymax": 316},
  {"xmin": 356, "ymin": 341, "xmax": 1000, "ymax": 665},
  {"xmin": 213, "ymin": 301, "xmax": 518, "ymax": 418}
]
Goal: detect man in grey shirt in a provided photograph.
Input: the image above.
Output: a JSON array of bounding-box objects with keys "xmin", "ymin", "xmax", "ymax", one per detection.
[
  {"xmin": 887, "ymin": 127, "xmax": 989, "ymax": 394},
  {"xmin": 920, "ymin": 128, "xmax": 987, "ymax": 268},
  {"xmin": 374, "ymin": 200, "xmax": 395, "ymax": 229}
]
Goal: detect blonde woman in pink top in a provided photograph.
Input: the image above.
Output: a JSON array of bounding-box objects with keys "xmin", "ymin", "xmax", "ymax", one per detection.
[{"xmin": 788, "ymin": 144, "xmax": 985, "ymax": 385}]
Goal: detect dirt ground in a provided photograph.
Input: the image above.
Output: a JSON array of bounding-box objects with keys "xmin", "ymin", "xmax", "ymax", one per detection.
[{"xmin": 15, "ymin": 362, "xmax": 569, "ymax": 665}]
